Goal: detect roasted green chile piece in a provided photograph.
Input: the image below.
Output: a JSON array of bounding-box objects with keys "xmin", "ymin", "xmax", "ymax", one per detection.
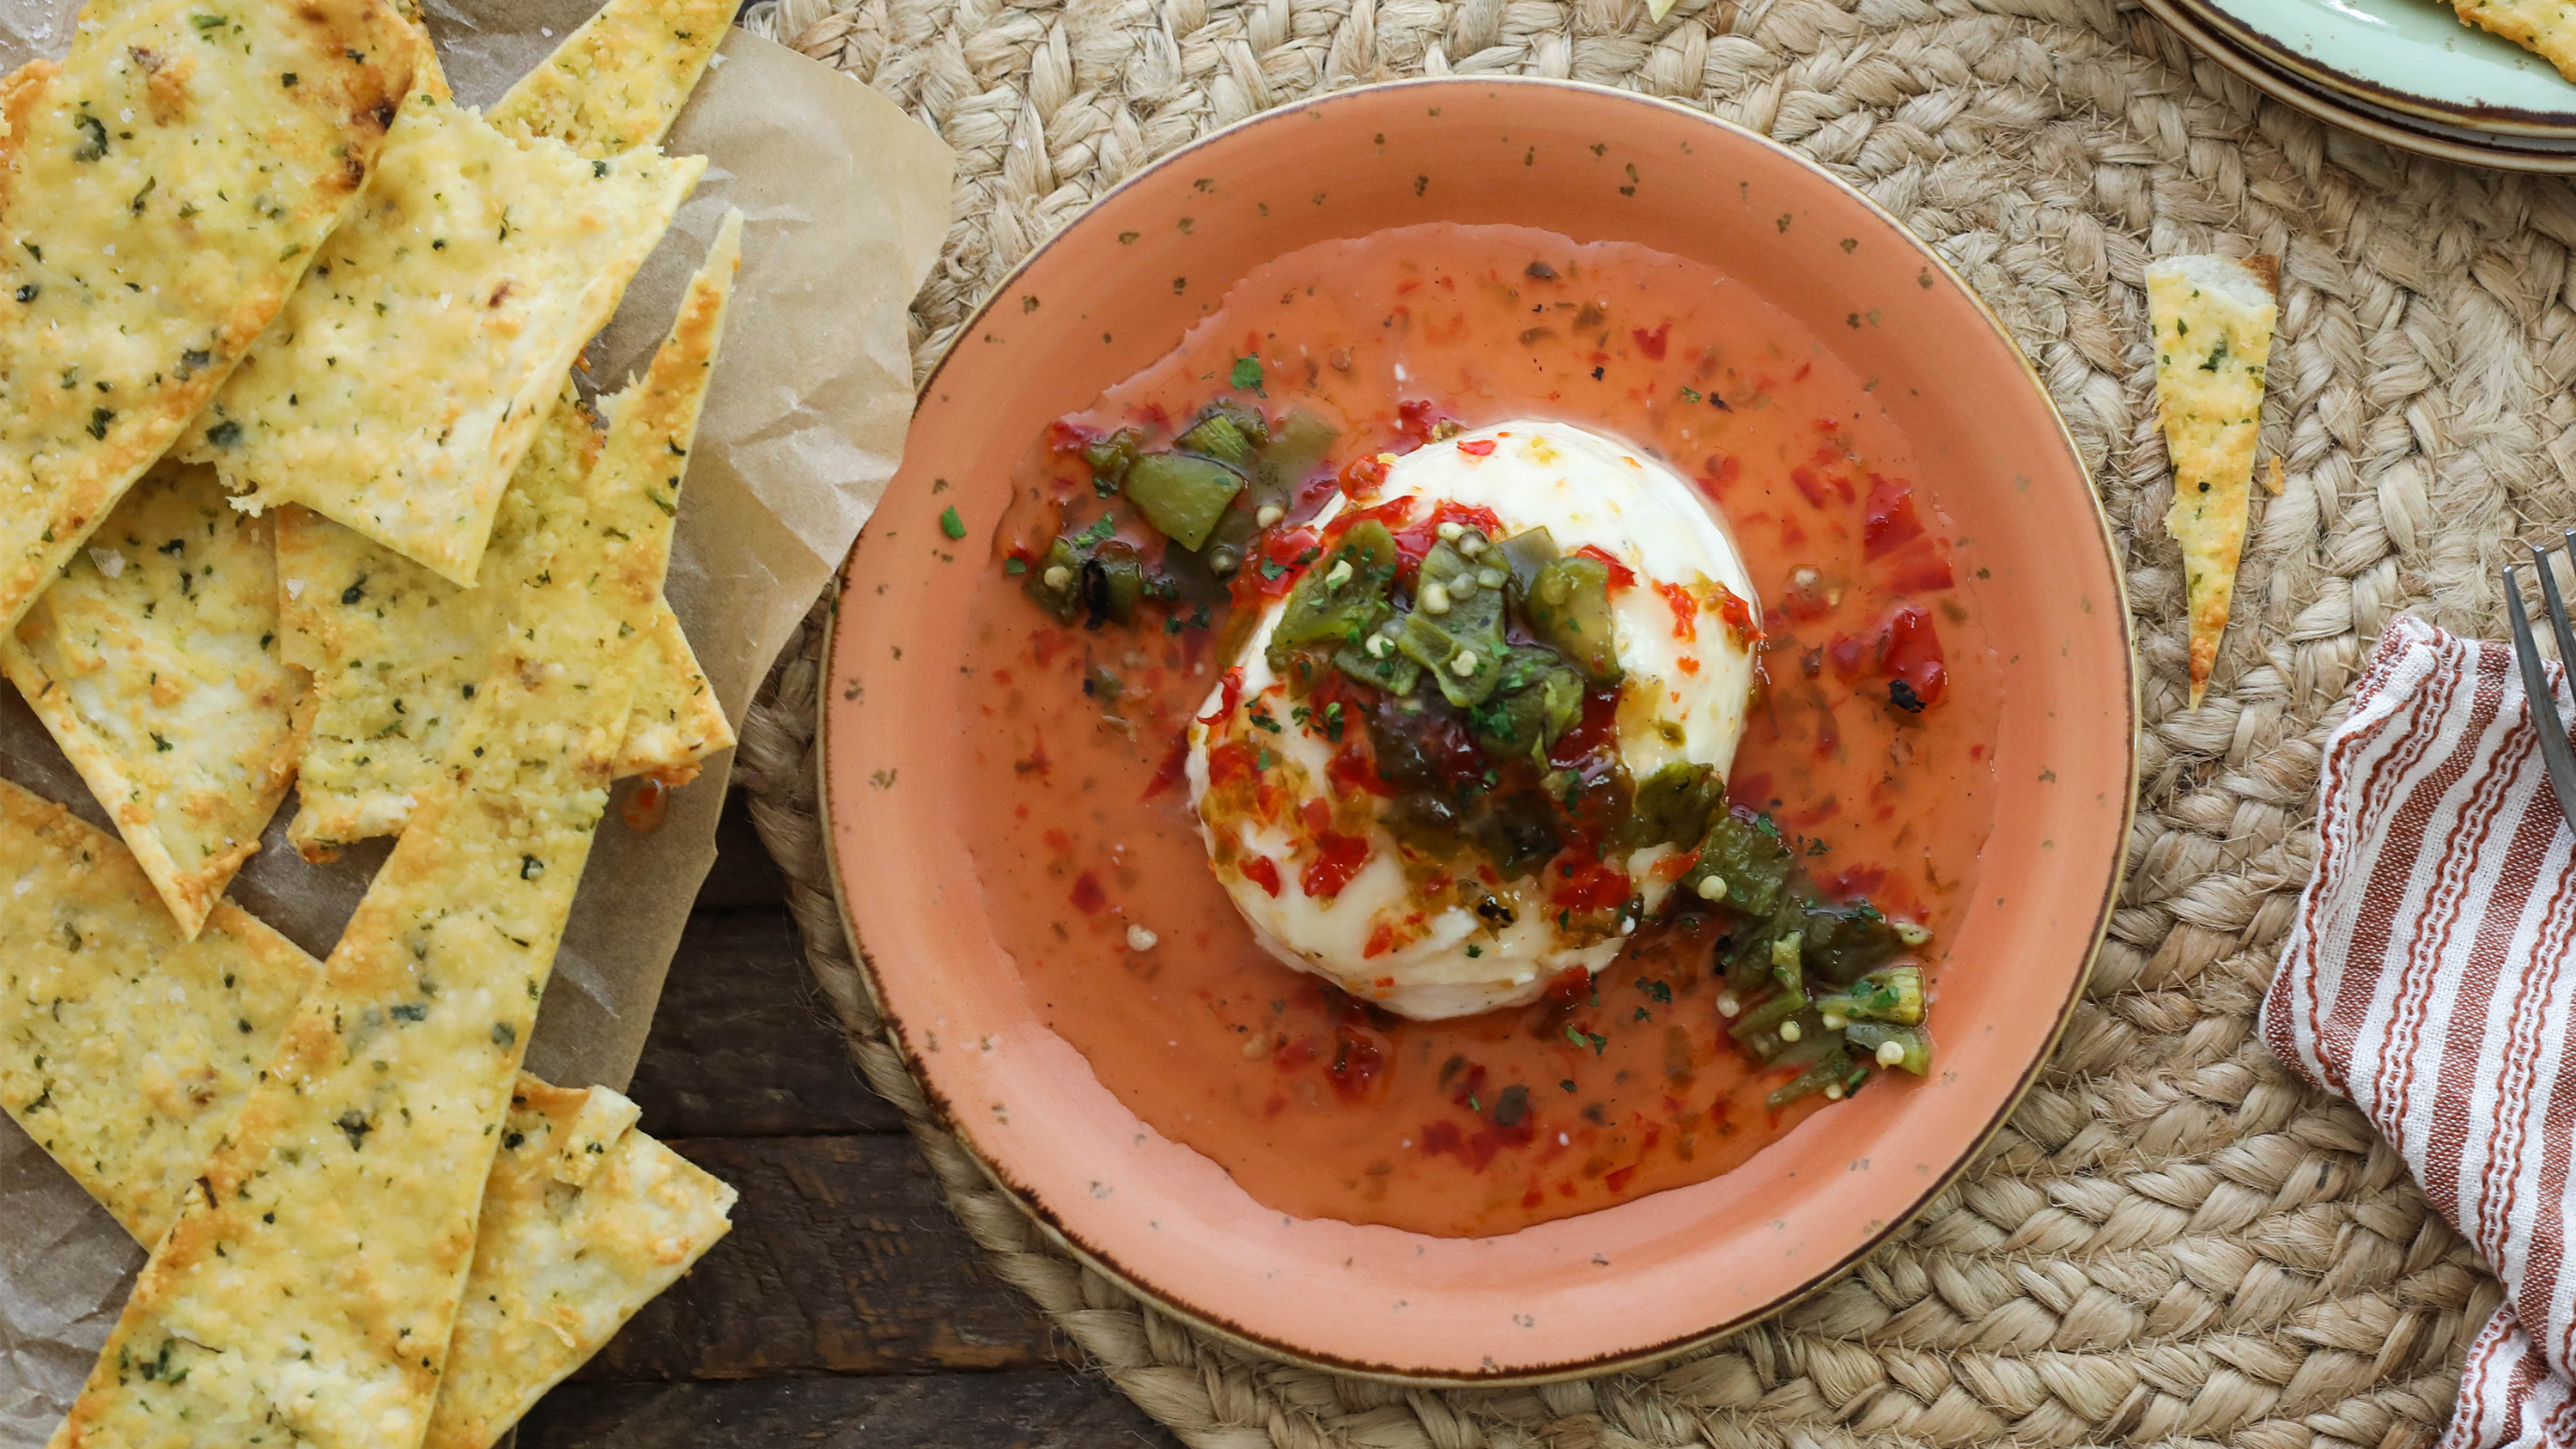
[
  {"xmin": 1267, "ymin": 521, "xmax": 1400, "ymax": 667},
  {"xmin": 1467, "ymin": 648, "xmax": 1583, "ymax": 758},
  {"xmin": 1335, "ymin": 635, "xmax": 1423, "ymax": 695},
  {"xmin": 1766, "ymin": 1056, "xmax": 1869, "ymax": 1108},
  {"xmin": 1525, "ymin": 555, "xmax": 1623, "ymax": 681},
  {"xmin": 1624, "ymin": 761, "xmax": 1724, "ymax": 849},
  {"xmin": 1125, "ymin": 452, "xmax": 1245, "ymax": 552},
  {"xmin": 1844, "ymin": 1021, "xmax": 1931, "ymax": 1075},
  {"xmin": 1177, "ymin": 403, "xmax": 1268, "ymax": 466},
  {"xmin": 1498, "ymin": 527, "xmax": 1559, "ymax": 596},
  {"xmin": 1796, "ymin": 898, "xmax": 1900, "ymax": 987},
  {"xmin": 1817, "ymin": 965, "xmax": 1924, "ymax": 1026},
  {"xmin": 1397, "ymin": 539, "xmax": 1507, "ymax": 707},
  {"xmin": 1081, "ymin": 542, "xmax": 1148, "ymax": 626},
  {"xmin": 1253, "ymin": 409, "xmax": 1338, "ymax": 496},
  {"xmin": 1081, "ymin": 429, "xmax": 1142, "ymax": 494},
  {"xmin": 1686, "ymin": 811, "xmax": 1797, "ymax": 918},
  {"xmin": 1024, "ymin": 539, "xmax": 1082, "ymax": 623}
]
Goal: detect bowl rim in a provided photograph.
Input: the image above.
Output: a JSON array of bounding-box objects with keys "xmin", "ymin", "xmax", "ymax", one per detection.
[
  {"xmin": 817, "ymin": 73, "xmax": 2140, "ymax": 1385},
  {"xmin": 2139, "ymin": 0, "xmax": 2576, "ymax": 172},
  {"xmin": 2157, "ymin": 0, "xmax": 2576, "ymax": 138}
]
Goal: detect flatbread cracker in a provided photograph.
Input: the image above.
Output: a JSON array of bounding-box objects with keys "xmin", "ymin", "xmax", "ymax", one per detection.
[
  {"xmin": 487, "ymin": 0, "xmax": 733, "ymax": 154},
  {"xmin": 53, "ymin": 218, "xmax": 740, "ymax": 1449},
  {"xmin": 0, "ymin": 0, "xmax": 417, "ymax": 632},
  {"xmin": 1, "ymin": 464, "xmax": 307, "ymax": 936},
  {"xmin": 2148, "ymin": 253, "xmax": 2277, "ymax": 709},
  {"xmin": 0, "ymin": 778, "xmax": 734, "ymax": 1449},
  {"xmin": 278, "ymin": 400, "xmax": 732, "ymax": 860},
  {"xmin": 179, "ymin": 88, "xmax": 704, "ymax": 587}
]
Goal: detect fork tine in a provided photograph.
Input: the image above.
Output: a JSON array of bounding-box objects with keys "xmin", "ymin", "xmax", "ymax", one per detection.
[
  {"xmin": 2548, "ymin": 538, "xmax": 2576, "ymax": 673},
  {"xmin": 2506, "ymin": 555, "xmax": 2576, "ymax": 837}
]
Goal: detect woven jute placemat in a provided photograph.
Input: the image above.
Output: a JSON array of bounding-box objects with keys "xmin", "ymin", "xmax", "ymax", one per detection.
[{"xmin": 722, "ymin": 0, "xmax": 2576, "ymax": 1440}]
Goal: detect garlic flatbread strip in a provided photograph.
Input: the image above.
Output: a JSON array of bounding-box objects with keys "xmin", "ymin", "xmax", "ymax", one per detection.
[
  {"xmin": 180, "ymin": 89, "xmax": 705, "ymax": 587},
  {"xmin": 1, "ymin": 464, "xmax": 306, "ymax": 936},
  {"xmin": 2148, "ymin": 253, "xmax": 2277, "ymax": 709},
  {"xmin": 427, "ymin": 1078, "xmax": 735, "ymax": 1449},
  {"xmin": 0, "ymin": 0, "xmax": 416, "ymax": 632},
  {"xmin": 0, "ymin": 777, "xmax": 735, "ymax": 1449},
  {"xmin": 280, "ymin": 411, "xmax": 732, "ymax": 860},
  {"xmin": 487, "ymin": 0, "xmax": 733, "ymax": 155},
  {"xmin": 53, "ymin": 220, "xmax": 740, "ymax": 1449}
]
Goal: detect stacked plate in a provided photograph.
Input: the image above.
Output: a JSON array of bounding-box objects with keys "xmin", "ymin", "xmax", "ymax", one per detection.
[{"xmin": 2142, "ymin": 0, "xmax": 2576, "ymax": 169}]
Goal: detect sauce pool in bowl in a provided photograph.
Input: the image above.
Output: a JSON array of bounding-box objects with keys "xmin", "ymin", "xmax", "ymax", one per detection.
[
  {"xmin": 823, "ymin": 77, "xmax": 2130, "ymax": 1379},
  {"xmin": 963, "ymin": 222, "xmax": 1999, "ymax": 1238}
]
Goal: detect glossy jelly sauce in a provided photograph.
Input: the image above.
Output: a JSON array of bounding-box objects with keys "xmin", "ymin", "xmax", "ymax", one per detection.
[{"xmin": 955, "ymin": 223, "xmax": 1998, "ymax": 1237}]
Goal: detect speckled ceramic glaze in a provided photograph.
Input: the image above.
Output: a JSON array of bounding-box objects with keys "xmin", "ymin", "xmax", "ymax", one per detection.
[
  {"xmin": 820, "ymin": 77, "xmax": 2135, "ymax": 1381},
  {"xmin": 2162, "ymin": 0, "xmax": 2576, "ymax": 142},
  {"xmin": 2142, "ymin": 0, "xmax": 2576, "ymax": 171}
]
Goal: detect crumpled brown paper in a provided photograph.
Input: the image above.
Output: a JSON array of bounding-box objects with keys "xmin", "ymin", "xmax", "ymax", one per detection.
[{"xmin": 0, "ymin": 4, "xmax": 951, "ymax": 1442}]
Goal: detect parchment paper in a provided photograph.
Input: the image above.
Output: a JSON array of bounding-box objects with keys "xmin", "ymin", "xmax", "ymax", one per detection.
[{"xmin": 0, "ymin": 5, "xmax": 952, "ymax": 1442}]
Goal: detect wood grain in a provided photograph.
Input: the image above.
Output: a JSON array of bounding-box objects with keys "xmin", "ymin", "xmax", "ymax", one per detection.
[
  {"xmin": 521, "ymin": 1373, "xmax": 1183, "ymax": 1448},
  {"xmin": 576, "ymin": 1135, "xmax": 1066, "ymax": 1379}
]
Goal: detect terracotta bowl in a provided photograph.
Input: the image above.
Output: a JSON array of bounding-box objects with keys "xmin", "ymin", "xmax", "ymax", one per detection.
[{"xmin": 821, "ymin": 77, "xmax": 2133, "ymax": 1382}]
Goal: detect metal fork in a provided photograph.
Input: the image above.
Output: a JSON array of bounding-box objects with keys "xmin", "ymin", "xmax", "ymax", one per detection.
[{"xmin": 2504, "ymin": 539, "xmax": 2576, "ymax": 836}]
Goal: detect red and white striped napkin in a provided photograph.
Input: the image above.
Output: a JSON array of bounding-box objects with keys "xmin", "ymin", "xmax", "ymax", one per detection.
[{"xmin": 2264, "ymin": 614, "xmax": 2576, "ymax": 1449}]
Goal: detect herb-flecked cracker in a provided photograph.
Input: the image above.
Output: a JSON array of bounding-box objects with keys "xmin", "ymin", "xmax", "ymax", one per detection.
[
  {"xmin": 52, "ymin": 218, "xmax": 741, "ymax": 1449},
  {"xmin": 181, "ymin": 88, "xmax": 704, "ymax": 587},
  {"xmin": 1, "ymin": 463, "xmax": 307, "ymax": 935},
  {"xmin": 486, "ymin": 0, "xmax": 733, "ymax": 155},
  {"xmin": 277, "ymin": 399, "xmax": 731, "ymax": 860},
  {"xmin": 0, "ymin": 0, "xmax": 417, "ymax": 631},
  {"xmin": 0, "ymin": 777, "xmax": 735, "ymax": 1449},
  {"xmin": 2148, "ymin": 253, "xmax": 2277, "ymax": 709}
]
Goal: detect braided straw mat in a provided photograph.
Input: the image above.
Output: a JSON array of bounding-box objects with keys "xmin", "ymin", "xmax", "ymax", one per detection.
[{"xmin": 717, "ymin": 0, "xmax": 2576, "ymax": 1440}]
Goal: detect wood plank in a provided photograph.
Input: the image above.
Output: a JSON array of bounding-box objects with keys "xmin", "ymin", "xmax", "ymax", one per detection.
[
  {"xmin": 690, "ymin": 788, "xmax": 793, "ymax": 911},
  {"xmin": 628, "ymin": 905, "xmax": 904, "ymax": 1136},
  {"xmin": 576, "ymin": 1135, "xmax": 1066, "ymax": 1379},
  {"xmin": 521, "ymin": 1373, "xmax": 1184, "ymax": 1448}
]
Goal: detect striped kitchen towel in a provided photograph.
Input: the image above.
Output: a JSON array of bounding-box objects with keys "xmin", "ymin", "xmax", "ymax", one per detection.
[{"xmin": 2264, "ymin": 613, "xmax": 2576, "ymax": 1449}]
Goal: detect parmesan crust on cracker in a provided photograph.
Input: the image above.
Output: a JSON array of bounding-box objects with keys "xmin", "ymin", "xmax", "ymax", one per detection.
[
  {"xmin": 0, "ymin": 777, "xmax": 735, "ymax": 1449},
  {"xmin": 53, "ymin": 217, "xmax": 742, "ymax": 1449},
  {"xmin": 0, "ymin": 0, "xmax": 417, "ymax": 632},
  {"xmin": 278, "ymin": 397, "xmax": 731, "ymax": 860},
  {"xmin": 2, "ymin": 464, "xmax": 307, "ymax": 936},
  {"xmin": 181, "ymin": 88, "xmax": 704, "ymax": 587},
  {"xmin": 2439, "ymin": 0, "xmax": 2576, "ymax": 84},
  {"xmin": 2148, "ymin": 253, "xmax": 2277, "ymax": 709},
  {"xmin": 487, "ymin": 0, "xmax": 733, "ymax": 154}
]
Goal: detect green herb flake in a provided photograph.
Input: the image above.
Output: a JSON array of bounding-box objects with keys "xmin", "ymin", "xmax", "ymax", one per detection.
[{"xmin": 939, "ymin": 506, "xmax": 967, "ymax": 540}]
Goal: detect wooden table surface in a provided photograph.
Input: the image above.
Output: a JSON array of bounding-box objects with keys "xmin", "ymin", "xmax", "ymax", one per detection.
[{"xmin": 516, "ymin": 792, "xmax": 1183, "ymax": 1448}]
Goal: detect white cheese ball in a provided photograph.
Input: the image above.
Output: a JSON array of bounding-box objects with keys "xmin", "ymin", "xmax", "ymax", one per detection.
[{"xmin": 1186, "ymin": 420, "xmax": 1761, "ymax": 1020}]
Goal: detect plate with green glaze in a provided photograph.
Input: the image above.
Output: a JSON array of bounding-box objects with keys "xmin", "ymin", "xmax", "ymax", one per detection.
[{"xmin": 2166, "ymin": 0, "xmax": 2576, "ymax": 137}]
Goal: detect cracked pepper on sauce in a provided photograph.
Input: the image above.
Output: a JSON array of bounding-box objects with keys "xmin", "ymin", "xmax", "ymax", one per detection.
[{"xmin": 957, "ymin": 223, "xmax": 1999, "ymax": 1237}]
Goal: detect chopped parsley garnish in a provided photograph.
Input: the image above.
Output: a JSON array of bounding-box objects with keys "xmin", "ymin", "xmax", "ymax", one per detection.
[
  {"xmin": 1230, "ymin": 355, "xmax": 1265, "ymax": 394},
  {"xmin": 939, "ymin": 506, "xmax": 967, "ymax": 539}
]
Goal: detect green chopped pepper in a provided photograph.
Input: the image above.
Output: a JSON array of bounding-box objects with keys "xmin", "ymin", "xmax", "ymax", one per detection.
[
  {"xmin": 1796, "ymin": 898, "xmax": 1900, "ymax": 987},
  {"xmin": 1177, "ymin": 402, "xmax": 1268, "ymax": 465},
  {"xmin": 1124, "ymin": 452, "xmax": 1244, "ymax": 552},
  {"xmin": 1081, "ymin": 542, "xmax": 1147, "ymax": 626},
  {"xmin": 1466, "ymin": 648, "xmax": 1583, "ymax": 758},
  {"xmin": 1024, "ymin": 539, "xmax": 1082, "ymax": 623},
  {"xmin": 1080, "ymin": 429, "xmax": 1141, "ymax": 495},
  {"xmin": 1689, "ymin": 811, "xmax": 1796, "ymax": 919},
  {"xmin": 1267, "ymin": 521, "xmax": 1399, "ymax": 668},
  {"xmin": 1844, "ymin": 1021, "xmax": 1931, "ymax": 1075},
  {"xmin": 1396, "ymin": 538, "xmax": 1506, "ymax": 706},
  {"xmin": 1498, "ymin": 527, "xmax": 1558, "ymax": 597},
  {"xmin": 1815, "ymin": 965, "xmax": 1924, "ymax": 1026},
  {"xmin": 1765, "ymin": 1056, "xmax": 1869, "ymax": 1109},
  {"xmin": 1623, "ymin": 761, "xmax": 1724, "ymax": 849},
  {"xmin": 1524, "ymin": 555, "xmax": 1622, "ymax": 681}
]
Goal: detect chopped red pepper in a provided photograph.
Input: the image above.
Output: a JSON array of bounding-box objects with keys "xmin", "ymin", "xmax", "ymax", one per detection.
[
  {"xmin": 1790, "ymin": 466, "xmax": 1832, "ymax": 508},
  {"xmin": 1882, "ymin": 603, "xmax": 1948, "ymax": 706},
  {"xmin": 1571, "ymin": 543, "xmax": 1637, "ymax": 588},
  {"xmin": 1069, "ymin": 872, "xmax": 1106, "ymax": 913},
  {"xmin": 1329, "ymin": 1020, "xmax": 1390, "ymax": 1101},
  {"xmin": 1631, "ymin": 321, "xmax": 1670, "ymax": 359},
  {"xmin": 1301, "ymin": 831, "xmax": 1371, "ymax": 899},
  {"xmin": 1139, "ymin": 735, "xmax": 1189, "ymax": 800},
  {"xmin": 1363, "ymin": 921, "xmax": 1400, "ymax": 959},
  {"xmin": 1197, "ymin": 667, "xmax": 1244, "ymax": 727},
  {"xmin": 1546, "ymin": 850, "xmax": 1632, "ymax": 913},
  {"xmin": 1394, "ymin": 398, "xmax": 1454, "ymax": 451},
  {"xmin": 1327, "ymin": 742, "xmax": 1393, "ymax": 798},
  {"xmin": 1339, "ymin": 452, "xmax": 1390, "ymax": 502},
  {"xmin": 1457, "ymin": 438, "xmax": 1497, "ymax": 457},
  {"xmin": 1656, "ymin": 580, "xmax": 1698, "ymax": 641},
  {"xmin": 1862, "ymin": 473, "xmax": 1924, "ymax": 560},
  {"xmin": 1239, "ymin": 855, "xmax": 1282, "ymax": 897},
  {"xmin": 1203, "ymin": 739, "xmax": 1259, "ymax": 787},
  {"xmin": 1713, "ymin": 582, "xmax": 1761, "ymax": 643}
]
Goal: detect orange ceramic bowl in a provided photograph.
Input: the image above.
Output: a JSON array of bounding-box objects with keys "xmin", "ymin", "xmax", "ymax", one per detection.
[{"xmin": 821, "ymin": 77, "xmax": 2132, "ymax": 1382}]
